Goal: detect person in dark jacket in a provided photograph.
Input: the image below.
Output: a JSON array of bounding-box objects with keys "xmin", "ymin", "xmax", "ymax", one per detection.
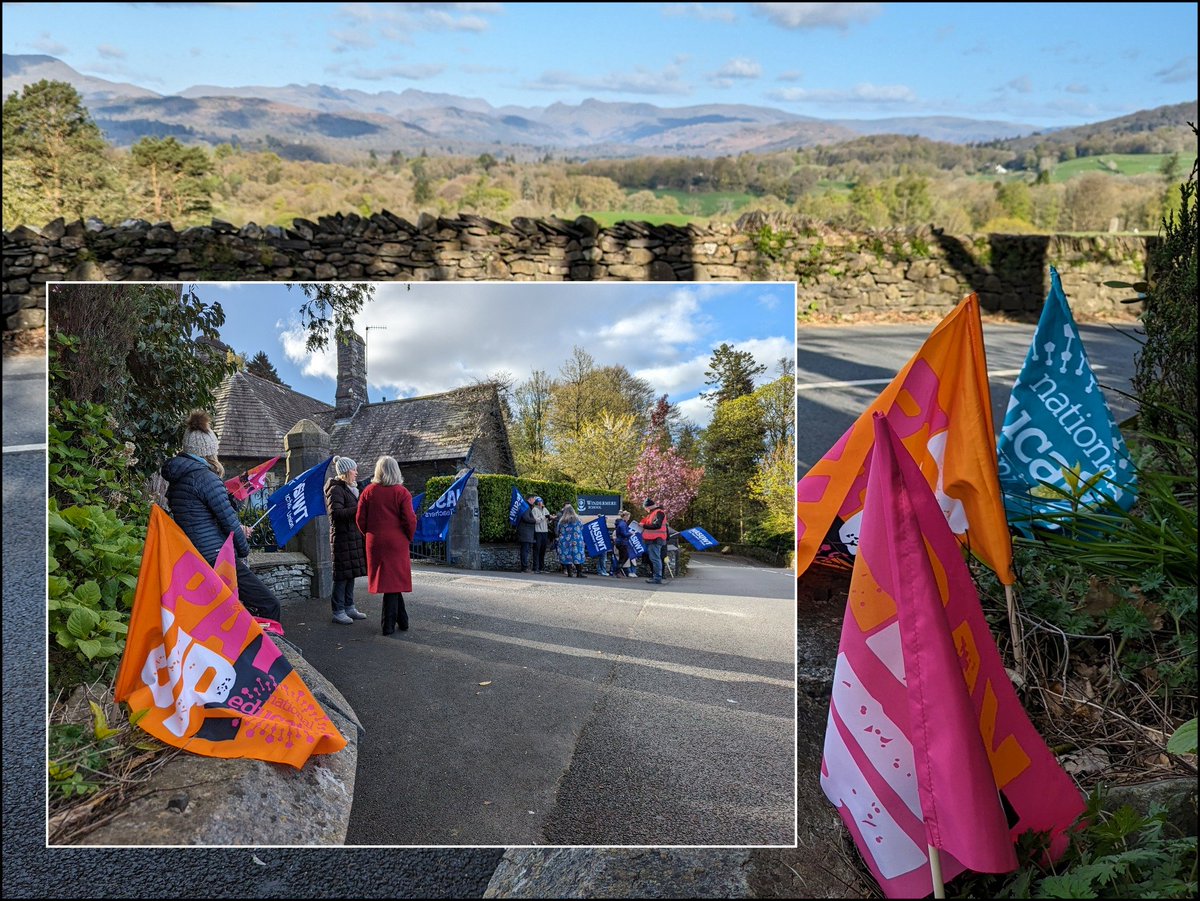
[
  {"xmin": 356, "ymin": 455, "xmax": 417, "ymax": 635},
  {"xmin": 639, "ymin": 498, "xmax": 668, "ymax": 585},
  {"xmin": 325, "ymin": 456, "xmax": 368, "ymax": 625},
  {"xmin": 516, "ymin": 495, "xmax": 537, "ymax": 573},
  {"xmin": 161, "ymin": 410, "xmax": 282, "ymax": 621},
  {"xmin": 613, "ymin": 509, "xmax": 634, "ymax": 578}
]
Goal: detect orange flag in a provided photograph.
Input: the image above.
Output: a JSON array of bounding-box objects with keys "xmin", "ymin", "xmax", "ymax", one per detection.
[
  {"xmin": 797, "ymin": 294, "xmax": 1015, "ymax": 584},
  {"xmin": 115, "ymin": 506, "xmax": 346, "ymax": 768}
]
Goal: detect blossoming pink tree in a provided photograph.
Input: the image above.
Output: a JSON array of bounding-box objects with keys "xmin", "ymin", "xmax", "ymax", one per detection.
[{"xmin": 626, "ymin": 444, "xmax": 704, "ymax": 520}]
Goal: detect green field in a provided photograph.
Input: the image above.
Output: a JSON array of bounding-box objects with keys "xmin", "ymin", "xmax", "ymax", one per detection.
[
  {"xmin": 652, "ymin": 189, "xmax": 758, "ymax": 215},
  {"xmin": 1048, "ymin": 153, "xmax": 1175, "ymax": 183}
]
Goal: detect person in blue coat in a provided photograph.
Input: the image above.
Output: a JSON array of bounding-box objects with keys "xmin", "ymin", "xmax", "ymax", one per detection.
[{"xmin": 160, "ymin": 410, "xmax": 282, "ymax": 621}]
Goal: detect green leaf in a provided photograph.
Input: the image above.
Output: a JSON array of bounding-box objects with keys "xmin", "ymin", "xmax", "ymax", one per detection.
[
  {"xmin": 66, "ymin": 606, "xmax": 101, "ymax": 639},
  {"xmin": 75, "ymin": 580, "xmax": 102, "ymax": 607},
  {"xmin": 76, "ymin": 638, "xmax": 102, "ymax": 660},
  {"xmin": 1166, "ymin": 717, "xmax": 1197, "ymax": 756}
]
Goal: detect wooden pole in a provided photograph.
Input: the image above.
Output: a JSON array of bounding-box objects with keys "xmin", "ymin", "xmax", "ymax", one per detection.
[
  {"xmin": 1005, "ymin": 582, "xmax": 1025, "ymax": 681},
  {"xmin": 928, "ymin": 845, "xmax": 946, "ymax": 899}
]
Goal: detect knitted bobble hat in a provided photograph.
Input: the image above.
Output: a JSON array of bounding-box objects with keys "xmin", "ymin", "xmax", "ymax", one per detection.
[
  {"xmin": 182, "ymin": 410, "xmax": 219, "ymax": 457},
  {"xmin": 334, "ymin": 456, "xmax": 358, "ymax": 475}
]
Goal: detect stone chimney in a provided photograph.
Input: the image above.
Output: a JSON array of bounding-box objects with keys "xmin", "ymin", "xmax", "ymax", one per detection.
[{"xmin": 334, "ymin": 331, "xmax": 367, "ymax": 420}]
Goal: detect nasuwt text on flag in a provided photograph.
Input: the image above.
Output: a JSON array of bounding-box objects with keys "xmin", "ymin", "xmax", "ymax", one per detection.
[
  {"xmin": 679, "ymin": 526, "xmax": 719, "ymax": 550},
  {"xmin": 266, "ymin": 456, "xmax": 333, "ymax": 547},
  {"xmin": 508, "ymin": 486, "xmax": 531, "ymax": 526},
  {"xmin": 582, "ymin": 517, "xmax": 612, "ymax": 558},
  {"xmin": 414, "ymin": 468, "xmax": 475, "ymax": 544}
]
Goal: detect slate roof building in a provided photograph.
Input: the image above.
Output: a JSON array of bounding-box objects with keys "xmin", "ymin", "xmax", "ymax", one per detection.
[{"xmin": 211, "ymin": 331, "xmax": 515, "ymax": 497}]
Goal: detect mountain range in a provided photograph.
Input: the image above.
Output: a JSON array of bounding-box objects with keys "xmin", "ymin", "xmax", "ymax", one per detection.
[{"xmin": 3, "ymin": 53, "xmax": 1188, "ymax": 162}]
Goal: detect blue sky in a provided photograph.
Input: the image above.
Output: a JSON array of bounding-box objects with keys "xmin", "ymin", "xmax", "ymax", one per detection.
[
  {"xmin": 3, "ymin": 3, "xmax": 1195, "ymax": 127},
  {"xmin": 200, "ymin": 281, "xmax": 795, "ymax": 427}
]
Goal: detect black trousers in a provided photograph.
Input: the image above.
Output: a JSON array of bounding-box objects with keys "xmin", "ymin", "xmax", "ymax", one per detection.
[
  {"xmin": 382, "ymin": 592, "xmax": 408, "ymax": 634},
  {"xmin": 235, "ymin": 559, "xmax": 282, "ymax": 621},
  {"xmin": 533, "ymin": 533, "xmax": 549, "ymax": 571}
]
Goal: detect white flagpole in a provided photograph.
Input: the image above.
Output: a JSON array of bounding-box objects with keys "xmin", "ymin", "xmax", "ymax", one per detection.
[
  {"xmin": 928, "ymin": 845, "xmax": 946, "ymax": 899},
  {"xmin": 249, "ymin": 505, "xmax": 276, "ymax": 530}
]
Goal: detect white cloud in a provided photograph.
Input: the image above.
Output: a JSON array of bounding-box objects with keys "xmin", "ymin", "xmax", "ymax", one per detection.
[
  {"xmin": 32, "ymin": 33, "xmax": 68, "ymax": 55},
  {"xmin": 752, "ymin": 2, "xmax": 881, "ymax": 31},
  {"xmin": 336, "ymin": 63, "xmax": 446, "ymax": 81},
  {"xmin": 676, "ymin": 394, "xmax": 713, "ymax": 428},
  {"xmin": 709, "ymin": 57, "xmax": 762, "ymax": 87},
  {"xmin": 768, "ymin": 82, "xmax": 917, "ymax": 105},
  {"xmin": 662, "ymin": 3, "xmax": 738, "ymax": 23},
  {"xmin": 97, "ymin": 44, "xmax": 126, "ymax": 60},
  {"xmin": 525, "ymin": 65, "xmax": 691, "ymax": 97}
]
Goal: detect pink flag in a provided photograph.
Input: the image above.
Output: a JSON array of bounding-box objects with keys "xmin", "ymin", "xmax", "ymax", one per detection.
[
  {"xmin": 821, "ymin": 414, "xmax": 1083, "ymax": 898},
  {"xmin": 225, "ymin": 455, "xmax": 281, "ymax": 502}
]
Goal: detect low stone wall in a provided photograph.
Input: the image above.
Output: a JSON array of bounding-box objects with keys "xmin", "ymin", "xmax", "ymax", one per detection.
[
  {"xmin": 3, "ymin": 212, "xmax": 1148, "ymax": 333},
  {"xmin": 248, "ymin": 551, "xmax": 314, "ymax": 601}
]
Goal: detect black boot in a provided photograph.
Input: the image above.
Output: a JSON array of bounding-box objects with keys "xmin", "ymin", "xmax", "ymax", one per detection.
[
  {"xmin": 396, "ymin": 594, "xmax": 409, "ymax": 631},
  {"xmin": 381, "ymin": 595, "xmax": 398, "ymax": 635}
]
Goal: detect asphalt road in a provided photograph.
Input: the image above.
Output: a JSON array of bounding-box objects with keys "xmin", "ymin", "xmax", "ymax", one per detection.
[
  {"xmin": 796, "ymin": 321, "xmax": 1142, "ymax": 472},
  {"xmin": 289, "ymin": 555, "xmax": 797, "ymax": 846}
]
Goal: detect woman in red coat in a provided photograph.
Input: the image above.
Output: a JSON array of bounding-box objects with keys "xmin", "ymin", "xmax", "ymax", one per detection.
[{"xmin": 355, "ymin": 455, "xmax": 417, "ymax": 635}]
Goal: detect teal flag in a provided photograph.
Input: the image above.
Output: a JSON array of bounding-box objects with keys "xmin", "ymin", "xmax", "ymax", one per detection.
[{"xmin": 996, "ymin": 268, "xmax": 1136, "ymax": 535}]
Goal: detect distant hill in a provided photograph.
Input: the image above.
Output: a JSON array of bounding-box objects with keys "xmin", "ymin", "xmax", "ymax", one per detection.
[
  {"xmin": 3, "ymin": 53, "xmax": 1190, "ymax": 161},
  {"xmin": 995, "ymin": 101, "xmax": 1198, "ymax": 154}
]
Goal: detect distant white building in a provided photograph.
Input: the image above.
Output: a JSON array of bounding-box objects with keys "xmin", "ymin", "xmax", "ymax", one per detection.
[{"xmin": 993, "ymin": 164, "xmax": 1008, "ymax": 174}]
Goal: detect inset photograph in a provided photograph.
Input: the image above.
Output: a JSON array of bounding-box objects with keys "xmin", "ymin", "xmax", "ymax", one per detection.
[{"xmin": 46, "ymin": 280, "xmax": 798, "ymax": 848}]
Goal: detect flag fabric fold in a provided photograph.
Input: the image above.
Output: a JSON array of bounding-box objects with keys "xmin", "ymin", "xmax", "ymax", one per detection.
[
  {"xmin": 114, "ymin": 507, "xmax": 346, "ymax": 768},
  {"xmin": 797, "ymin": 293, "xmax": 1015, "ymax": 584},
  {"xmin": 997, "ymin": 267, "xmax": 1136, "ymax": 536},
  {"xmin": 410, "ymin": 492, "xmax": 425, "ymax": 514},
  {"xmin": 414, "ymin": 468, "xmax": 475, "ymax": 544},
  {"xmin": 678, "ymin": 526, "xmax": 719, "ymax": 550},
  {"xmin": 582, "ymin": 517, "xmax": 612, "ymax": 558},
  {"xmin": 820, "ymin": 415, "xmax": 1083, "ymax": 897},
  {"xmin": 224, "ymin": 455, "xmax": 281, "ymax": 502},
  {"xmin": 266, "ymin": 456, "xmax": 333, "ymax": 548},
  {"xmin": 507, "ymin": 486, "xmax": 531, "ymax": 526},
  {"xmin": 626, "ymin": 528, "xmax": 646, "ymax": 560}
]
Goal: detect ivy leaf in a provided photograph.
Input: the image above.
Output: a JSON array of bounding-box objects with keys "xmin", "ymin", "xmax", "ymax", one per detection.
[
  {"xmin": 75, "ymin": 580, "xmax": 102, "ymax": 607},
  {"xmin": 66, "ymin": 606, "xmax": 101, "ymax": 639},
  {"xmin": 76, "ymin": 639, "xmax": 102, "ymax": 660}
]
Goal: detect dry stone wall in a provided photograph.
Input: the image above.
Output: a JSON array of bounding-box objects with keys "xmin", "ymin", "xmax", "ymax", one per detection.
[{"xmin": 3, "ymin": 211, "xmax": 1149, "ymax": 333}]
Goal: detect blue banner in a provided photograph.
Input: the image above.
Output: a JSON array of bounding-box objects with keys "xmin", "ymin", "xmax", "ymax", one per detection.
[
  {"xmin": 266, "ymin": 456, "xmax": 333, "ymax": 548},
  {"xmin": 997, "ymin": 267, "xmax": 1136, "ymax": 535},
  {"xmin": 679, "ymin": 526, "xmax": 720, "ymax": 550},
  {"xmin": 508, "ymin": 486, "xmax": 531, "ymax": 526},
  {"xmin": 582, "ymin": 517, "xmax": 612, "ymax": 558},
  {"xmin": 414, "ymin": 469, "xmax": 475, "ymax": 544},
  {"xmin": 627, "ymin": 529, "xmax": 646, "ymax": 559},
  {"xmin": 411, "ymin": 492, "xmax": 424, "ymax": 513}
]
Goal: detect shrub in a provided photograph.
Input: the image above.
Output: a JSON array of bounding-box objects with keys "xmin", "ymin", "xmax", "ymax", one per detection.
[{"xmin": 421, "ymin": 473, "xmax": 619, "ymax": 543}]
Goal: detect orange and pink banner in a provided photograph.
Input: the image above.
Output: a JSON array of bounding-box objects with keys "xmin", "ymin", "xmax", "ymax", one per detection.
[
  {"xmin": 797, "ymin": 294, "xmax": 1015, "ymax": 584},
  {"xmin": 821, "ymin": 415, "xmax": 1083, "ymax": 897},
  {"xmin": 225, "ymin": 455, "xmax": 281, "ymax": 502},
  {"xmin": 114, "ymin": 506, "xmax": 345, "ymax": 768}
]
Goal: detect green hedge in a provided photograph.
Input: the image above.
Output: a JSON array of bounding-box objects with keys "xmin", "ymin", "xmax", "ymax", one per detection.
[{"xmin": 421, "ymin": 473, "xmax": 620, "ymax": 543}]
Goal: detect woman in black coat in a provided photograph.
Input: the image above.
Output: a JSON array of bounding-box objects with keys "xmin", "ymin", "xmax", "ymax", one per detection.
[{"xmin": 325, "ymin": 456, "xmax": 368, "ymax": 625}]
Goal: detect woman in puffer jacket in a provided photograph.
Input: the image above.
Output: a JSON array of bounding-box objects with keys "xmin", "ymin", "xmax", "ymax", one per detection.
[{"xmin": 160, "ymin": 410, "xmax": 282, "ymax": 621}]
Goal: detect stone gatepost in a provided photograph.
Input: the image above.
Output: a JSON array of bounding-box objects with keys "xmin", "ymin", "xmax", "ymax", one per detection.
[
  {"xmin": 448, "ymin": 470, "xmax": 481, "ymax": 570},
  {"xmin": 283, "ymin": 419, "xmax": 333, "ymax": 600}
]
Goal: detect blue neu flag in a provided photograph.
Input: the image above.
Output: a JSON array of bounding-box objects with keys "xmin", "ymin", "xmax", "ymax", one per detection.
[
  {"xmin": 411, "ymin": 492, "xmax": 425, "ymax": 513},
  {"xmin": 679, "ymin": 526, "xmax": 720, "ymax": 550},
  {"xmin": 582, "ymin": 517, "xmax": 612, "ymax": 558},
  {"xmin": 508, "ymin": 486, "xmax": 530, "ymax": 526},
  {"xmin": 627, "ymin": 528, "xmax": 646, "ymax": 559},
  {"xmin": 266, "ymin": 456, "xmax": 334, "ymax": 548},
  {"xmin": 997, "ymin": 267, "xmax": 1136, "ymax": 536},
  {"xmin": 414, "ymin": 469, "xmax": 475, "ymax": 544}
]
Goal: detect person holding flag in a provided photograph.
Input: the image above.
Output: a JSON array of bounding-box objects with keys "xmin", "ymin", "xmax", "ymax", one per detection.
[
  {"xmin": 356, "ymin": 455, "xmax": 417, "ymax": 635},
  {"xmin": 324, "ymin": 456, "xmax": 368, "ymax": 625},
  {"xmin": 160, "ymin": 410, "xmax": 282, "ymax": 622},
  {"xmin": 612, "ymin": 509, "xmax": 634, "ymax": 578},
  {"xmin": 639, "ymin": 498, "xmax": 669, "ymax": 585},
  {"xmin": 515, "ymin": 493, "xmax": 538, "ymax": 573},
  {"xmin": 530, "ymin": 496, "xmax": 555, "ymax": 574}
]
